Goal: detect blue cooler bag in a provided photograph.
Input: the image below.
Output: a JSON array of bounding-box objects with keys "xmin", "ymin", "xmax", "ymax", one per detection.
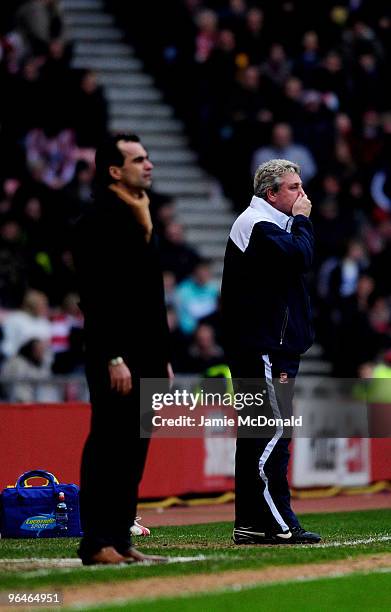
[{"xmin": 0, "ymin": 469, "xmax": 82, "ymax": 538}]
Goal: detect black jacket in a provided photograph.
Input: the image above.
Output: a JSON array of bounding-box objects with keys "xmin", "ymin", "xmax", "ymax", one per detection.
[
  {"xmin": 221, "ymin": 196, "xmax": 314, "ymax": 357},
  {"xmin": 72, "ymin": 188, "xmax": 169, "ymax": 374}
]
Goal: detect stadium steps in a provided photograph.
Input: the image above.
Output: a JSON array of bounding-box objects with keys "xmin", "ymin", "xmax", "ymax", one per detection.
[
  {"xmin": 94, "ymin": 73, "xmax": 154, "ymax": 87},
  {"xmin": 74, "ymin": 42, "xmax": 132, "ymax": 57},
  {"xmin": 109, "ymin": 102, "xmax": 172, "ymax": 117},
  {"xmin": 176, "ymin": 198, "xmax": 228, "ymax": 212},
  {"xmin": 72, "ymin": 56, "xmax": 143, "ymax": 71},
  {"xmin": 60, "ymin": 0, "xmax": 233, "ymax": 283},
  {"xmin": 106, "ymin": 89, "xmax": 163, "ymax": 102},
  {"xmin": 66, "ymin": 26, "xmax": 123, "ymax": 41},
  {"xmin": 147, "ymin": 150, "xmax": 197, "ymax": 164},
  {"xmin": 176, "ymin": 212, "xmax": 233, "ymax": 225},
  {"xmin": 152, "ymin": 167, "xmax": 205, "ymax": 181},
  {"xmin": 63, "ymin": 0, "xmax": 104, "ymax": 9}
]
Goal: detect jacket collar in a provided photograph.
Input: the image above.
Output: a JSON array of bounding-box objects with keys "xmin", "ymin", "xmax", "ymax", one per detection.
[{"xmin": 250, "ymin": 196, "xmax": 293, "ymax": 232}]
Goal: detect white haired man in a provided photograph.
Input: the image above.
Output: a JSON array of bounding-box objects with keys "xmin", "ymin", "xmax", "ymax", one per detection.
[{"xmin": 221, "ymin": 159, "xmax": 321, "ymax": 544}]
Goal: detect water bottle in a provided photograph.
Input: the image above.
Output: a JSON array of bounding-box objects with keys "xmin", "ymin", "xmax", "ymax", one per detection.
[{"xmin": 55, "ymin": 491, "xmax": 68, "ymax": 533}]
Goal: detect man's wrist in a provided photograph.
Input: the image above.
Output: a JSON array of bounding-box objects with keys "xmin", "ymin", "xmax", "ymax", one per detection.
[
  {"xmin": 293, "ymin": 213, "xmax": 310, "ymax": 219},
  {"xmin": 109, "ymin": 357, "xmax": 124, "ymax": 367}
]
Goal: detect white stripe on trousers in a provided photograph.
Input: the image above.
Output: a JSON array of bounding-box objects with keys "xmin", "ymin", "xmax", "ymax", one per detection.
[{"xmin": 258, "ymin": 353, "xmax": 290, "ymax": 533}]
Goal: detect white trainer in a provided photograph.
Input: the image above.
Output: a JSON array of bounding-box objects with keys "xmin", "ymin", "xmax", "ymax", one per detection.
[{"xmin": 130, "ymin": 516, "xmax": 151, "ymax": 536}]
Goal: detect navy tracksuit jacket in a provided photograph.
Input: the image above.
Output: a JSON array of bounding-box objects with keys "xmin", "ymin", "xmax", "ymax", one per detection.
[{"xmin": 221, "ymin": 196, "xmax": 314, "ymax": 533}]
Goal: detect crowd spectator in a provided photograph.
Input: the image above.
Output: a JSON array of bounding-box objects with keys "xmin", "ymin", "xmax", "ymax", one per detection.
[
  {"xmin": 25, "ymin": 126, "xmax": 77, "ymax": 190},
  {"xmin": 0, "ymin": 288, "xmax": 51, "ymax": 363},
  {"xmin": 1, "ymin": 56, "xmax": 45, "ymax": 142},
  {"xmin": 0, "ymin": 218, "xmax": 28, "ymax": 307},
  {"xmin": 312, "ymin": 51, "xmax": 349, "ymax": 110},
  {"xmin": 369, "ymin": 219, "xmax": 391, "ymax": 296},
  {"xmin": 260, "ymin": 43, "xmax": 291, "ymax": 89},
  {"xmin": 328, "ymin": 240, "xmax": 369, "ymax": 302},
  {"xmin": 194, "ymin": 8, "xmax": 218, "ymax": 64},
  {"xmin": 251, "ymin": 122, "xmax": 317, "ymax": 185},
  {"xmin": 71, "ymin": 70, "xmax": 108, "ymax": 148},
  {"xmin": 175, "ymin": 259, "xmax": 219, "ymax": 335},
  {"xmin": 219, "ymin": 0, "xmax": 247, "ymax": 31},
  {"xmin": 149, "ymin": 191, "xmax": 176, "ymax": 235},
  {"xmin": 239, "ymin": 6, "xmax": 269, "ymax": 64},
  {"xmin": 59, "ymin": 159, "xmax": 95, "ymax": 232},
  {"xmin": 293, "ymin": 31, "xmax": 321, "ymax": 86},
  {"xmin": 49, "ymin": 248, "xmax": 79, "ymax": 304},
  {"xmin": 371, "ymin": 162, "xmax": 391, "ymax": 214},
  {"xmin": 185, "ymin": 322, "xmax": 224, "ymax": 373},
  {"xmin": 15, "ymin": 0, "xmax": 64, "ymax": 56},
  {"xmin": 160, "ymin": 221, "xmax": 201, "ymax": 282},
  {"xmin": 50, "ymin": 292, "xmax": 84, "ymax": 374},
  {"xmin": 166, "ymin": 304, "xmax": 190, "ymax": 373},
  {"xmin": 39, "ymin": 37, "xmax": 74, "ymax": 126},
  {"xmin": 175, "ymin": 259, "xmax": 218, "ymax": 335},
  {"xmin": 162, "ymin": 270, "xmax": 177, "ymax": 308},
  {"xmin": 275, "ymin": 77, "xmax": 306, "ymax": 127},
  {"xmin": 331, "ymin": 282, "xmax": 390, "ymax": 376},
  {"xmin": 1, "ymin": 338, "xmax": 58, "ymax": 402}
]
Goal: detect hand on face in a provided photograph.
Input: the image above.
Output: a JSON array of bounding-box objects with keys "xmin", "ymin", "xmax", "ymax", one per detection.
[
  {"xmin": 269, "ymin": 172, "xmax": 309, "ymax": 215},
  {"xmin": 292, "ymin": 192, "xmax": 312, "ymax": 217}
]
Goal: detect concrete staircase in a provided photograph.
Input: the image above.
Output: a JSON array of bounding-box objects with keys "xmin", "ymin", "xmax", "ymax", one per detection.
[{"xmin": 60, "ymin": 0, "xmax": 234, "ymax": 280}]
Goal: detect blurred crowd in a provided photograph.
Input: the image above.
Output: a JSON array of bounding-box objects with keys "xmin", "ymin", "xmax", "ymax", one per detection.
[
  {"xmin": 116, "ymin": 0, "xmax": 391, "ymax": 377},
  {"xmin": 0, "ymin": 0, "xmax": 390, "ymax": 402},
  {"xmin": 0, "ymin": 1, "xmax": 223, "ymax": 400}
]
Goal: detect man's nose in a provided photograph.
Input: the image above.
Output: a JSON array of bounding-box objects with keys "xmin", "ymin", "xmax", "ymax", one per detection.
[{"xmin": 146, "ymin": 159, "xmax": 154, "ymax": 169}]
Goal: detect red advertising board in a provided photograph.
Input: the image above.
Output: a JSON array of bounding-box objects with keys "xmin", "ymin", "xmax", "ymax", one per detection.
[{"xmin": 0, "ymin": 403, "xmax": 389, "ymax": 494}]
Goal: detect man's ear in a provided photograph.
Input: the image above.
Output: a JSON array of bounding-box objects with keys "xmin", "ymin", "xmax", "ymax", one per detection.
[
  {"xmin": 109, "ymin": 165, "xmax": 121, "ymax": 181},
  {"xmin": 266, "ymin": 188, "xmax": 277, "ymax": 202}
]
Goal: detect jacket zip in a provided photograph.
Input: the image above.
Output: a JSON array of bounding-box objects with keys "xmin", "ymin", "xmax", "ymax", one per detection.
[{"xmin": 280, "ymin": 308, "xmax": 289, "ymax": 345}]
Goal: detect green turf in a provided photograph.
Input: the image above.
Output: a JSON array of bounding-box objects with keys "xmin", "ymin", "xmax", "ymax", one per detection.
[
  {"xmin": 0, "ymin": 509, "xmax": 390, "ymax": 592},
  {"xmin": 77, "ymin": 570, "xmax": 391, "ymax": 612}
]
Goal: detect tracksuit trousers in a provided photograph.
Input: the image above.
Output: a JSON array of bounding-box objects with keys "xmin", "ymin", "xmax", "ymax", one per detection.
[{"xmin": 229, "ymin": 351, "xmax": 301, "ymax": 534}]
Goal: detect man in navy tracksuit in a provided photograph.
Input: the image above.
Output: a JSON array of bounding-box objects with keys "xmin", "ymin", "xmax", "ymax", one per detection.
[{"xmin": 221, "ymin": 159, "xmax": 321, "ymax": 544}]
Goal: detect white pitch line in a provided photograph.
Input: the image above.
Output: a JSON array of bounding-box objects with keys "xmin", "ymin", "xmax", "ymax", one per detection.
[
  {"xmin": 0, "ymin": 554, "xmax": 239, "ymax": 576},
  {"xmin": 293, "ymin": 535, "xmax": 391, "ymax": 549},
  {"xmin": 234, "ymin": 534, "xmax": 391, "ymax": 550},
  {"xmin": 0, "ymin": 555, "xmax": 209, "ymax": 567},
  {"xmin": 0, "ymin": 558, "xmax": 81, "ymax": 567},
  {"xmin": 0, "ymin": 536, "xmax": 390, "ymax": 570}
]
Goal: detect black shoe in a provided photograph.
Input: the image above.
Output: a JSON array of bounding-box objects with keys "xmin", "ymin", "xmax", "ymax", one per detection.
[
  {"xmin": 232, "ymin": 527, "xmax": 293, "ymax": 545},
  {"xmin": 233, "ymin": 525, "xmax": 321, "ymax": 545},
  {"xmin": 289, "ymin": 526, "xmax": 321, "ymax": 543},
  {"xmin": 233, "ymin": 527, "xmax": 267, "ymax": 545}
]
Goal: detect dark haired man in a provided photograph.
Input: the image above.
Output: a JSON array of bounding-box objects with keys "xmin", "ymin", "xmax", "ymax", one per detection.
[{"xmin": 73, "ymin": 134, "xmax": 171, "ymax": 565}]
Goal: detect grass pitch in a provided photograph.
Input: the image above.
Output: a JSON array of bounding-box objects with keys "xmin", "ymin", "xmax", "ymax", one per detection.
[
  {"xmin": 84, "ymin": 571, "xmax": 391, "ymax": 612},
  {"xmin": 0, "ymin": 509, "xmax": 390, "ymax": 610}
]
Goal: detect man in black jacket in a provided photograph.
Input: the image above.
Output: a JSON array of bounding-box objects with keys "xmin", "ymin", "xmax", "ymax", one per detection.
[
  {"xmin": 73, "ymin": 134, "xmax": 171, "ymax": 565},
  {"xmin": 221, "ymin": 158, "xmax": 321, "ymax": 544}
]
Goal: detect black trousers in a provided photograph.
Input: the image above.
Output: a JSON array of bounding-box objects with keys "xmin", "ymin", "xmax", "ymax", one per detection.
[
  {"xmin": 78, "ymin": 359, "xmax": 151, "ymax": 559},
  {"xmin": 229, "ymin": 350, "xmax": 301, "ymax": 534}
]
